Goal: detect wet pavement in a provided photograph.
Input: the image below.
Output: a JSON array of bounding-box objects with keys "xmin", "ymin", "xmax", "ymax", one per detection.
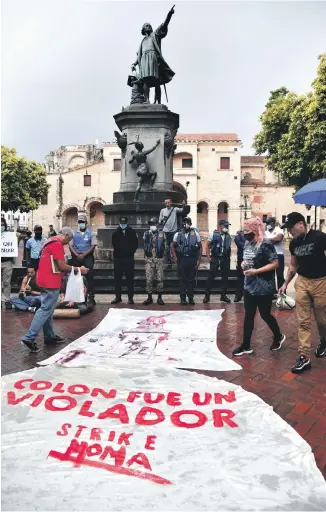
[{"xmin": 1, "ymin": 299, "xmax": 325, "ymax": 478}]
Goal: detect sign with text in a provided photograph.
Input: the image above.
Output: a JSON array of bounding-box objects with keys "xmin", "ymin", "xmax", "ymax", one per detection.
[
  {"xmin": 1, "ymin": 231, "xmax": 18, "ymax": 258},
  {"xmin": 2, "ymin": 365, "xmax": 326, "ymax": 511}
]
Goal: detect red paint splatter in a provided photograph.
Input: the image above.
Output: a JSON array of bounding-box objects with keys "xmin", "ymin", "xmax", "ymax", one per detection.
[
  {"xmin": 137, "ymin": 314, "xmax": 171, "ymax": 330},
  {"xmin": 48, "ymin": 449, "xmax": 172, "ymax": 485}
]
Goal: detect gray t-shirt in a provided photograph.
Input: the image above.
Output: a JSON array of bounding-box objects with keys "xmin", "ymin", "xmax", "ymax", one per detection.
[{"xmin": 159, "ymin": 207, "xmax": 185, "ymax": 233}]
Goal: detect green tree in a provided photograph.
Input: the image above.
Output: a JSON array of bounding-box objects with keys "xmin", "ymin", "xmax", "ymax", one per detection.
[
  {"xmin": 253, "ymin": 54, "xmax": 326, "ymax": 189},
  {"xmin": 1, "ymin": 146, "xmax": 50, "ymax": 212}
]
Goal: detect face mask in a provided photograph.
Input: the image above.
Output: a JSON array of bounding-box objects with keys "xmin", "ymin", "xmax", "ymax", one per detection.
[
  {"xmin": 165, "ymin": 204, "xmax": 171, "ymax": 209},
  {"xmin": 79, "ymin": 223, "xmax": 86, "ymax": 230},
  {"xmin": 1, "ymin": 226, "xmax": 5, "ymax": 233},
  {"xmin": 150, "ymin": 226, "xmax": 157, "ymax": 232},
  {"xmin": 35, "ymin": 233, "xmax": 42, "ymax": 239},
  {"xmin": 266, "ymin": 225, "xmax": 273, "ymax": 231},
  {"xmin": 120, "ymin": 224, "xmax": 127, "ymax": 230},
  {"xmin": 184, "ymin": 224, "xmax": 191, "ymax": 230},
  {"xmin": 244, "ymin": 232, "xmax": 255, "ymax": 242},
  {"xmin": 222, "ymin": 227, "xmax": 228, "ymax": 233}
]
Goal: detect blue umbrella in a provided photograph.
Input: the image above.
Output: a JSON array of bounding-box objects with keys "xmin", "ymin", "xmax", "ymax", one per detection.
[{"xmin": 293, "ymin": 178, "xmax": 326, "ymax": 207}]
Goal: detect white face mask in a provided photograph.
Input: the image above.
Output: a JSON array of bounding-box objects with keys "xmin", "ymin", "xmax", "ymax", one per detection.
[
  {"xmin": 266, "ymin": 225, "xmax": 273, "ymax": 231},
  {"xmin": 150, "ymin": 225, "xmax": 157, "ymax": 232},
  {"xmin": 222, "ymin": 227, "xmax": 228, "ymax": 233}
]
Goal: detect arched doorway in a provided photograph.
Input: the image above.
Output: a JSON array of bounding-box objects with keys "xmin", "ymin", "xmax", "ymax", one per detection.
[
  {"xmin": 172, "ymin": 181, "xmax": 188, "ymax": 201},
  {"xmin": 217, "ymin": 201, "xmax": 229, "ymax": 225},
  {"xmin": 63, "ymin": 207, "xmax": 78, "ymax": 230},
  {"xmin": 88, "ymin": 201, "xmax": 105, "ymax": 232},
  {"xmin": 197, "ymin": 201, "xmax": 209, "ymax": 234}
]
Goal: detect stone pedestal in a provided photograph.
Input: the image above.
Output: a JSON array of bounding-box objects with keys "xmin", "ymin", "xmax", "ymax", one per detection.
[{"xmin": 97, "ymin": 104, "xmax": 184, "ymax": 257}]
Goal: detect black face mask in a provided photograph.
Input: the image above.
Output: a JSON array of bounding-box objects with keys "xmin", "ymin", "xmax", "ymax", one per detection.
[
  {"xmin": 34, "ymin": 233, "xmax": 42, "ymax": 240},
  {"xmin": 244, "ymin": 232, "xmax": 255, "ymax": 242}
]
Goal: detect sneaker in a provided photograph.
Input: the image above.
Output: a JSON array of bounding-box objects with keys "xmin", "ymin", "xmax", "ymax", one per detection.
[
  {"xmin": 315, "ymin": 339, "xmax": 326, "ymax": 358},
  {"xmin": 188, "ymin": 297, "xmax": 195, "ymax": 305},
  {"xmin": 203, "ymin": 295, "xmax": 210, "ymax": 304},
  {"xmin": 220, "ymin": 294, "xmax": 231, "ymax": 304},
  {"xmin": 234, "ymin": 296, "xmax": 242, "ymax": 303},
  {"xmin": 291, "ymin": 355, "xmax": 311, "ymax": 374},
  {"xmin": 128, "ymin": 298, "xmax": 135, "ymax": 305},
  {"xmin": 5, "ymin": 301, "xmax": 12, "ymax": 310},
  {"xmin": 21, "ymin": 340, "xmax": 40, "ymax": 353},
  {"xmin": 111, "ymin": 297, "xmax": 122, "ymax": 305},
  {"xmin": 44, "ymin": 335, "xmax": 65, "ymax": 345},
  {"xmin": 232, "ymin": 344, "xmax": 253, "ymax": 356},
  {"xmin": 28, "ymin": 307, "xmax": 37, "ymax": 313},
  {"xmin": 270, "ymin": 333, "xmax": 286, "ymax": 351}
]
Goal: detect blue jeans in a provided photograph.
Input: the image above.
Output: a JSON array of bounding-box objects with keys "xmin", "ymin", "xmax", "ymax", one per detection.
[
  {"xmin": 11, "ymin": 295, "xmax": 41, "ymax": 311},
  {"xmin": 165, "ymin": 231, "xmax": 176, "ymax": 265},
  {"xmin": 22, "ymin": 289, "xmax": 60, "ymax": 342}
]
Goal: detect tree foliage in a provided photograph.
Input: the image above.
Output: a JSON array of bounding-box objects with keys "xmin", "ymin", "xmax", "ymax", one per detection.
[
  {"xmin": 1, "ymin": 146, "xmax": 50, "ymax": 212},
  {"xmin": 253, "ymin": 54, "xmax": 326, "ymax": 189}
]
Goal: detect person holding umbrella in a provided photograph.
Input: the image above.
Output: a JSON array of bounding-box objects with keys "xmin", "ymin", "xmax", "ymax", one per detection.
[{"xmin": 279, "ymin": 212, "xmax": 326, "ymax": 373}]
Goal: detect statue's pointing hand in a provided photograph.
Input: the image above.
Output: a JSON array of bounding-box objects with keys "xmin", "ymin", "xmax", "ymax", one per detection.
[{"xmin": 170, "ymin": 5, "xmax": 175, "ymax": 14}]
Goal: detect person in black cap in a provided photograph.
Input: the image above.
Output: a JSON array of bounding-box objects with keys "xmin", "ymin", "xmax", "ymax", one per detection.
[
  {"xmin": 203, "ymin": 219, "xmax": 232, "ymax": 303},
  {"xmin": 280, "ymin": 212, "xmax": 326, "ymax": 373},
  {"xmin": 265, "ymin": 217, "xmax": 285, "ymax": 290},
  {"xmin": 143, "ymin": 217, "xmax": 165, "ymax": 305},
  {"xmin": 171, "ymin": 217, "xmax": 202, "ymax": 305},
  {"xmin": 111, "ymin": 217, "xmax": 138, "ymax": 305}
]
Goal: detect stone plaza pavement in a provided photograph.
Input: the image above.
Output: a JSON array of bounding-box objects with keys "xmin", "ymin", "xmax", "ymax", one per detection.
[{"xmin": 1, "ymin": 298, "xmax": 326, "ymax": 479}]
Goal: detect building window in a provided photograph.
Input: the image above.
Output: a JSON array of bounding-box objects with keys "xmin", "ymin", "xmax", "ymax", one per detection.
[
  {"xmin": 113, "ymin": 159, "xmax": 121, "ymax": 172},
  {"xmin": 220, "ymin": 157, "xmax": 230, "ymax": 169},
  {"xmin": 282, "ymin": 215, "xmax": 286, "ymax": 224},
  {"xmin": 307, "ymin": 215, "xmax": 311, "ymax": 224},
  {"xmin": 182, "ymin": 158, "xmax": 193, "ymax": 168},
  {"xmin": 212, "ymin": 148, "xmax": 215, "ymax": 151},
  {"xmin": 41, "ymin": 193, "xmax": 48, "ymax": 205},
  {"xmin": 84, "ymin": 174, "xmax": 91, "ymax": 186}
]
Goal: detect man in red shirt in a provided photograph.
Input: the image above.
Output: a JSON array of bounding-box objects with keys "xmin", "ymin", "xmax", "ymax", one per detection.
[{"xmin": 21, "ymin": 227, "xmax": 88, "ymax": 352}]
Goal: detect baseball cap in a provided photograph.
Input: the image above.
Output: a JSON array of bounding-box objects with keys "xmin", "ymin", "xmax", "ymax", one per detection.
[
  {"xmin": 119, "ymin": 216, "xmax": 128, "ymax": 223},
  {"xmin": 149, "ymin": 217, "xmax": 159, "ymax": 225},
  {"xmin": 265, "ymin": 217, "xmax": 276, "ymax": 225},
  {"xmin": 77, "ymin": 212, "xmax": 87, "ymax": 222},
  {"xmin": 281, "ymin": 212, "xmax": 306, "ymax": 229},
  {"xmin": 219, "ymin": 219, "xmax": 231, "ymax": 226},
  {"xmin": 183, "ymin": 217, "xmax": 192, "ymax": 224}
]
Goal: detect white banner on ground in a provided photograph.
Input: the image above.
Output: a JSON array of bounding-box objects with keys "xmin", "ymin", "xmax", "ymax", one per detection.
[
  {"xmin": 2, "ymin": 365, "xmax": 326, "ymax": 511},
  {"xmin": 39, "ymin": 309, "xmax": 241, "ymax": 372},
  {"xmin": 1, "ymin": 231, "xmax": 18, "ymax": 258}
]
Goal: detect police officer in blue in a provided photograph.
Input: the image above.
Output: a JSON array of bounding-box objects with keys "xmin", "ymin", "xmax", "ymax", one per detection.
[
  {"xmin": 203, "ymin": 219, "xmax": 232, "ymax": 304},
  {"xmin": 70, "ymin": 212, "xmax": 97, "ymax": 305},
  {"xmin": 171, "ymin": 217, "xmax": 202, "ymax": 305}
]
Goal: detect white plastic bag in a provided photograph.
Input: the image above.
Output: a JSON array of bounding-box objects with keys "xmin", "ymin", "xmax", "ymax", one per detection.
[
  {"xmin": 64, "ymin": 268, "xmax": 85, "ymax": 303},
  {"xmin": 276, "ymin": 294, "xmax": 296, "ymax": 310}
]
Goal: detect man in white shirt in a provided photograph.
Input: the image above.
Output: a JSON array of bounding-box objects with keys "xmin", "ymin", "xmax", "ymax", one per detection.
[{"xmin": 265, "ymin": 217, "xmax": 285, "ymax": 288}]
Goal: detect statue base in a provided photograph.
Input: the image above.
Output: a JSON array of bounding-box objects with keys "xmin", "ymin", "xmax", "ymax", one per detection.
[{"xmin": 97, "ymin": 104, "xmax": 182, "ymax": 258}]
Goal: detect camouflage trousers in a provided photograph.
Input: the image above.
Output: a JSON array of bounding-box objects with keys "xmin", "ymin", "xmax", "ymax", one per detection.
[{"xmin": 145, "ymin": 257, "xmax": 164, "ymax": 294}]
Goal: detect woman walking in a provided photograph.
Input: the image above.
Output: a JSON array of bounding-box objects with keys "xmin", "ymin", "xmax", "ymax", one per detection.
[{"xmin": 232, "ymin": 217, "xmax": 286, "ymax": 356}]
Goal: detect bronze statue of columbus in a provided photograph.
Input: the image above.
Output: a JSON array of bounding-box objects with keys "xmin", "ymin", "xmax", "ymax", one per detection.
[{"xmin": 131, "ymin": 5, "xmax": 175, "ymax": 104}]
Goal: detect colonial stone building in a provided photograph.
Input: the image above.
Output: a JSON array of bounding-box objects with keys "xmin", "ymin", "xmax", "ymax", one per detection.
[{"xmin": 33, "ymin": 134, "xmax": 325, "ymax": 235}]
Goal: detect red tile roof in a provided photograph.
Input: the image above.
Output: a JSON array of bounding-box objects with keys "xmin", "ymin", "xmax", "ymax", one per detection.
[
  {"xmin": 241, "ymin": 156, "xmax": 265, "ymax": 164},
  {"xmin": 176, "ymin": 133, "xmax": 240, "ymax": 142}
]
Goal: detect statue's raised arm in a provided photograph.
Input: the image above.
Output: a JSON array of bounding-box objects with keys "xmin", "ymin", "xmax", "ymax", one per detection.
[
  {"xmin": 162, "ymin": 5, "xmax": 175, "ymax": 30},
  {"xmin": 144, "ymin": 139, "xmax": 160, "ymax": 156}
]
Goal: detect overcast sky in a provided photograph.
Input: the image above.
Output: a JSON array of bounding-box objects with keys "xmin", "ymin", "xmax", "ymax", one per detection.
[{"xmin": 2, "ymin": 0, "xmax": 326, "ymax": 162}]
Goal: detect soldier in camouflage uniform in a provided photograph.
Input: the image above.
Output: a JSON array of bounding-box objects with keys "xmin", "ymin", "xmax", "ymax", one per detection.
[{"xmin": 143, "ymin": 217, "xmax": 166, "ymax": 305}]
